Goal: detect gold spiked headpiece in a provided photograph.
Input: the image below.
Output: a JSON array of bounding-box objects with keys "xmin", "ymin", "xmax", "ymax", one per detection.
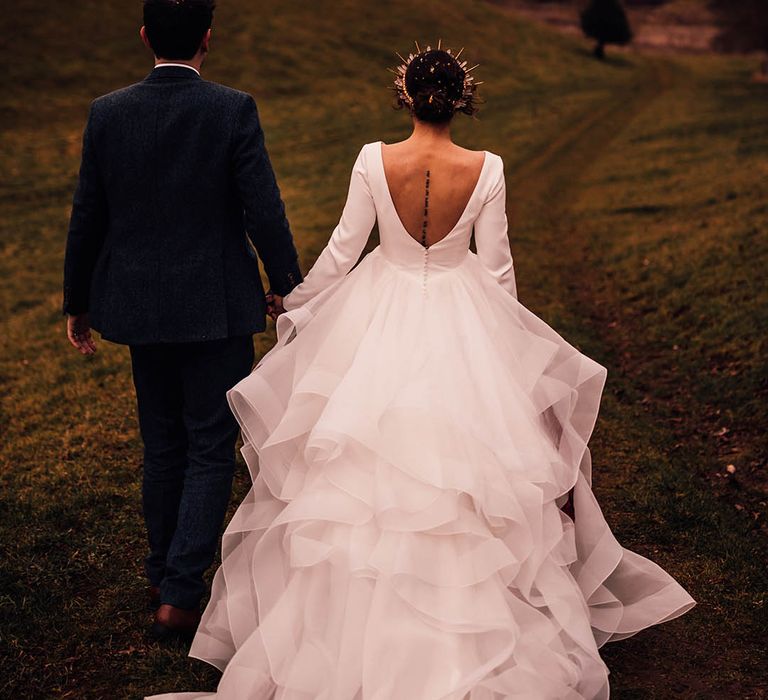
[{"xmin": 389, "ymin": 40, "xmax": 481, "ymax": 111}]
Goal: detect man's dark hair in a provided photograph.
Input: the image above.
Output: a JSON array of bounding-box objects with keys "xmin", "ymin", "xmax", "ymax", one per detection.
[{"xmin": 143, "ymin": 0, "xmax": 215, "ymax": 60}]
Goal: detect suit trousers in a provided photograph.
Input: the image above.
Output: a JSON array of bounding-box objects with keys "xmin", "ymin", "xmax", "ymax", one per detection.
[{"xmin": 129, "ymin": 335, "xmax": 255, "ymax": 610}]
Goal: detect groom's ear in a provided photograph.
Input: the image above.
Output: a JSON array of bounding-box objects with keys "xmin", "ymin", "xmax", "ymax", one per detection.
[
  {"xmin": 140, "ymin": 26, "xmax": 153, "ymax": 54},
  {"xmin": 200, "ymin": 28, "xmax": 212, "ymax": 55}
]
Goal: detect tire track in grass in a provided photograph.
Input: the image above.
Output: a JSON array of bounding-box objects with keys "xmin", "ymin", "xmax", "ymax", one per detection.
[{"xmin": 504, "ymin": 57, "xmax": 768, "ymax": 698}]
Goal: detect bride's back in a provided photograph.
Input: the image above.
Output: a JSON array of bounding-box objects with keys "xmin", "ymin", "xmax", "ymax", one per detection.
[{"xmin": 381, "ymin": 141, "xmax": 486, "ymax": 247}]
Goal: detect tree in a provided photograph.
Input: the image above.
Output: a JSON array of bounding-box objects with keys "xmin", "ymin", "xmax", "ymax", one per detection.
[{"xmin": 580, "ymin": 0, "xmax": 633, "ymax": 60}]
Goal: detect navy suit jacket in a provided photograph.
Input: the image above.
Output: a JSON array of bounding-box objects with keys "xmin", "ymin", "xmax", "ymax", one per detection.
[{"xmin": 63, "ymin": 65, "xmax": 303, "ymax": 345}]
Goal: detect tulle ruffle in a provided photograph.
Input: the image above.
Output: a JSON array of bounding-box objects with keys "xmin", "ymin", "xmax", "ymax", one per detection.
[{"xmin": 146, "ymin": 248, "xmax": 695, "ymax": 700}]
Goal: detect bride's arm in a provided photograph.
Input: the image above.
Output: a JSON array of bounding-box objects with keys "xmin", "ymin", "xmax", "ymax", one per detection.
[
  {"xmin": 282, "ymin": 146, "xmax": 376, "ymax": 310},
  {"xmin": 473, "ymin": 156, "xmax": 517, "ymax": 299}
]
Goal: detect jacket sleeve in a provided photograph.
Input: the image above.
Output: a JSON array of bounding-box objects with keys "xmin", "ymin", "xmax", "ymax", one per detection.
[
  {"xmin": 282, "ymin": 145, "xmax": 376, "ymax": 311},
  {"xmin": 473, "ymin": 156, "xmax": 517, "ymax": 299},
  {"xmin": 232, "ymin": 94, "xmax": 303, "ymax": 297},
  {"xmin": 63, "ymin": 102, "xmax": 109, "ymax": 315}
]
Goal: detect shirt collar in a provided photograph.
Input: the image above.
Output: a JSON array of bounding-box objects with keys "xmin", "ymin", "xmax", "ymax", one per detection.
[{"xmin": 153, "ymin": 62, "xmax": 201, "ymax": 76}]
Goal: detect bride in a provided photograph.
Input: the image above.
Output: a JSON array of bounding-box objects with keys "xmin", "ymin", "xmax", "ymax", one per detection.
[{"xmin": 147, "ymin": 44, "xmax": 696, "ymax": 700}]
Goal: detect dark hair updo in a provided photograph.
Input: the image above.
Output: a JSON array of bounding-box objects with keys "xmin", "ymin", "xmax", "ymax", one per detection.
[{"xmin": 397, "ymin": 49, "xmax": 478, "ymax": 123}]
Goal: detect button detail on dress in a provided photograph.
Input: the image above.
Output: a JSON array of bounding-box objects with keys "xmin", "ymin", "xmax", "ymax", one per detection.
[{"xmin": 421, "ymin": 169, "xmax": 430, "ymax": 296}]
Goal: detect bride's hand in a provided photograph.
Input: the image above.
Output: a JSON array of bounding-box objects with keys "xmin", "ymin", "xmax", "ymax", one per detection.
[{"xmin": 266, "ymin": 292, "xmax": 286, "ymax": 321}]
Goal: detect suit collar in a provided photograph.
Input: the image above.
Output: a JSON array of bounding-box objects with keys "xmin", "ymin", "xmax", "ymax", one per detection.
[{"xmin": 144, "ymin": 65, "xmax": 202, "ymax": 82}]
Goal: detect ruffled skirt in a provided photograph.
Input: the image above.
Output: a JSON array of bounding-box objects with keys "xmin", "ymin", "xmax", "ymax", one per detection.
[{"xmin": 146, "ymin": 247, "xmax": 695, "ymax": 700}]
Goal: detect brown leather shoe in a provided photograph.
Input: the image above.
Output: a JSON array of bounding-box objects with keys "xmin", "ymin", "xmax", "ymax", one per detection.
[
  {"xmin": 148, "ymin": 585, "xmax": 161, "ymax": 611},
  {"xmin": 147, "ymin": 603, "xmax": 201, "ymax": 643}
]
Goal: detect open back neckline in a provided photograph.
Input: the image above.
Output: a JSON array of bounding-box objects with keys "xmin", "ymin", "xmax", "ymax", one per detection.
[{"xmin": 377, "ymin": 141, "xmax": 489, "ymax": 249}]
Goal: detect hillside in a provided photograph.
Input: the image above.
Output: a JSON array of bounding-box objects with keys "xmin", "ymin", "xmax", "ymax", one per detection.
[{"xmin": 0, "ymin": 1, "xmax": 766, "ymax": 698}]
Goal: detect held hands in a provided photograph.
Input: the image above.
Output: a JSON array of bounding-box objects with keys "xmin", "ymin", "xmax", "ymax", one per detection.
[
  {"xmin": 266, "ymin": 291, "xmax": 286, "ymax": 321},
  {"xmin": 67, "ymin": 313, "xmax": 97, "ymax": 355}
]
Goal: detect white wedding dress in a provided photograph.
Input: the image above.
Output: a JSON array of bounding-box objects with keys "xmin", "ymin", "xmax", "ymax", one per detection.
[{"xmin": 146, "ymin": 142, "xmax": 695, "ymax": 700}]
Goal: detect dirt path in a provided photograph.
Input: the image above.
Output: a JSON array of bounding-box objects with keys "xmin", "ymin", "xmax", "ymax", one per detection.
[
  {"xmin": 504, "ymin": 58, "xmax": 767, "ymax": 698},
  {"xmin": 509, "ymin": 57, "xmax": 673, "ymax": 206},
  {"xmin": 505, "ymin": 57, "xmax": 676, "ymax": 343}
]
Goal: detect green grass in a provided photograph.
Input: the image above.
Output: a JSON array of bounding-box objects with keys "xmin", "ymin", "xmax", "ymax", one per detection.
[
  {"xmin": 505, "ymin": 53, "xmax": 768, "ymax": 697},
  {"xmin": 572, "ymin": 54, "xmax": 768, "ymax": 473},
  {"xmin": 0, "ymin": 1, "xmax": 766, "ymax": 698}
]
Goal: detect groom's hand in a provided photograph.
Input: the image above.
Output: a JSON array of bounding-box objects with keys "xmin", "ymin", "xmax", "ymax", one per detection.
[
  {"xmin": 67, "ymin": 313, "xmax": 97, "ymax": 355},
  {"xmin": 265, "ymin": 291, "xmax": 286, "ymax": 321}
]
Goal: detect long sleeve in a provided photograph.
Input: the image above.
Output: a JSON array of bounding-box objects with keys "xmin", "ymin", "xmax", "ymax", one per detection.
[
  {"xmin": 473, "ymin": 156, "xmax": 517, "ymax": 299},
  {"xmin": 233, "ymin": 94, "xmax": 303, "ymax": 297},
  {"xmin": 282, "ymin": 146, "xmax": 376, "ymax": 311},
  {"xmin": 63, "ymin": 103, "xmax": 109, "ymax": 315}
]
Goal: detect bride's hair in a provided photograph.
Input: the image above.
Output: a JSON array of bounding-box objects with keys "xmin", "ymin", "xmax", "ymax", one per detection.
[{"xmin": 393, "ymin": 48, "xmax": 480, "ymax": 124}]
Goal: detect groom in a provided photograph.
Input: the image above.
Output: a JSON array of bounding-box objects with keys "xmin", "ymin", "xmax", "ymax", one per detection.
[{"xmin": 63, "ymin": 0, "xmax": 302, "ymax": 640}]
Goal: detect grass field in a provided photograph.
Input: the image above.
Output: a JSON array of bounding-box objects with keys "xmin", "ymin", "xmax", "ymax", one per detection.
[{"xmin": 0, "ymin": 0, "xmax": 766, "ymax": 698}]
